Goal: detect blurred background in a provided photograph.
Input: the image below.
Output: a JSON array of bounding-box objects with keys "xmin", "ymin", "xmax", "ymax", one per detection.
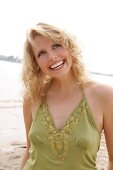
[{"xmin": 0, "ymin": 0, "xmax": 113, "ymax": 169}]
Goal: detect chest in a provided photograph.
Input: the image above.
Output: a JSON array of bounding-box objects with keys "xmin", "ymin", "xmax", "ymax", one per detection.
[{"xmin": 46, "ymin": 96, "xmax": 84, "ymax": 130}]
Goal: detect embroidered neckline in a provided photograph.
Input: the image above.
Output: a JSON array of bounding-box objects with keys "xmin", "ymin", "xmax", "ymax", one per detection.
[
  {"xmin": 41, "ymin": 98, "xmax": 85, "ymax": 160},
  {"xmin": 46, "ymin": 97, "xmax": 85, "ymax": 132}
]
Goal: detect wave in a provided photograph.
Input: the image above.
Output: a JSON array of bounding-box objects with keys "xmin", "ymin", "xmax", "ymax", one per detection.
[
  {"xmin": 0, "ymin": 100, "xmax": 22, "ymax": 108},
  {"xmin": 92, "ymin": 72, "xmax": 113, "ymax": 77}
]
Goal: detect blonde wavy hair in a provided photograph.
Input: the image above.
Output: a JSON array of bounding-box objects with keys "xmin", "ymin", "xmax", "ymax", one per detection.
[{"xmin": 22, "ymin": 22, "xmax": 88, "ymax": 101}]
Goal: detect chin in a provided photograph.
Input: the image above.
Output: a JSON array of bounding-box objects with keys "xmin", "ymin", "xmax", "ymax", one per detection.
[{"xmin": 53, "ymin": 70, "xmax": 71, "ymax": 79}]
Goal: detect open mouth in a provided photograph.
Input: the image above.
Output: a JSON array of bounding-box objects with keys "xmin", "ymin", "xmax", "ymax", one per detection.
[{"xmin": 49, "ymin": 60, "xmax": 65, "ymax": 70}]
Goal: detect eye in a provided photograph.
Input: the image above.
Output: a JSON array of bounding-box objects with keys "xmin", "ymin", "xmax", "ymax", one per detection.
[
  {"xmin": 38, "ymin": 50, "xmax": 46, "ymax": 57},
  {"xmin": 53, "ymin": 43, "xmax": 62, "ymax": 49}
]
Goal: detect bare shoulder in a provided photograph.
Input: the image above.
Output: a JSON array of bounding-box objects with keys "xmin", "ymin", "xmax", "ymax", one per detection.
[
  {"xmin": 84, "ymin": 80, "xmax": 113, "ymax": 99},
  {"xmin": 23, "ymin": 97, "xmax": 32, "ymax": 116},
  {"xmin": 23, "ymin": 96, "xmax": 41, "ymax": 119},
  {"xmin": 22, "ymin": 97, "xmax": 33, "ymax": 130}
]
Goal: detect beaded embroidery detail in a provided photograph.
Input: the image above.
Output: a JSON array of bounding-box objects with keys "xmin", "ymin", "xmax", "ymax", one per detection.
[{"xmin": 41, "ymin": 98, "xmax": 85, "ymax": 160}]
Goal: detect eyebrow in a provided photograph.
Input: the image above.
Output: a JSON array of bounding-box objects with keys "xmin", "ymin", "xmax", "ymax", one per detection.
[{"xmin": 36, "ymin": 42, "xmax": 61, "ymax": 56}]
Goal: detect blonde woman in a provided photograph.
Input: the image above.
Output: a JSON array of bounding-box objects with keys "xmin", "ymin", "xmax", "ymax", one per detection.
[{"xmin": 21, "ymin": 23, "xmax": 113, "ymax": 170}]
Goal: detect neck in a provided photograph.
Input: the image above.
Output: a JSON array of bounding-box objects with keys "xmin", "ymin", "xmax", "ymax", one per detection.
[{"xmin": 49, "ymin": 72, "xmax": 79, "ymax": 95}]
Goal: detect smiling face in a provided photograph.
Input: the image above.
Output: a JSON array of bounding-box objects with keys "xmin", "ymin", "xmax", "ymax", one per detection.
[{"xmin": 32, "ymin": 35, "xmax": 73, "ymax": 79}]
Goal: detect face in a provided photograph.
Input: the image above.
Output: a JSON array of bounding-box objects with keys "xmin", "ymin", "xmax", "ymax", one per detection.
[{"xmin": 33, "ymin": 35, "xmax": 72, "ymax": 79}]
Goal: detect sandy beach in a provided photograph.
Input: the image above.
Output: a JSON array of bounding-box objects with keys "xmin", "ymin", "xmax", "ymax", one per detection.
[{"xmin": 0, "ymin": 102, "xmax": 25, "ymax": 170}]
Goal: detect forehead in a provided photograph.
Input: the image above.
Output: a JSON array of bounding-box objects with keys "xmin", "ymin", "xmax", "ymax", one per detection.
[{"xmin": 33, "ymin": 35, "xmax": 53, "ymax": 50}]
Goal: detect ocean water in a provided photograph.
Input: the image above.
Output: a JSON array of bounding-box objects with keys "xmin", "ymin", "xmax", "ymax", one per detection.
[{"xmin": 0, "ymin": 60, "xmax": 22, "ymax": 101}]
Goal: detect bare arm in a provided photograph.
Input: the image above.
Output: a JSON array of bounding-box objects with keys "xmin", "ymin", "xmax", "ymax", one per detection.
[
  {"xmin": 20, "ymin": 98, "xmax": 33, "ymax": 170},
  {"xmin": 103, "ymin": 85, "xmax": 113, "ymax": 170}
]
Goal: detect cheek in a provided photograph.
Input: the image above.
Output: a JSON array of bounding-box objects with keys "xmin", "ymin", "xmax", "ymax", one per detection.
[
  {"xmin": 65, "ymin": 53, "xmax": 72, "ymax": 61},
  {"xmin": 62, "ymin": 49, "xmax": 69, "ymax": 56},
  {"xmin": 69, "ymin": 58, "xmax": 73, "ymax": 66},
  {"xmin": 36, "ymin": 58, "xmax": 47, "ymax": 69}
]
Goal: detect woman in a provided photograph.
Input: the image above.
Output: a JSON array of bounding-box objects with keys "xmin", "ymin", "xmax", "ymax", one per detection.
[{"xmin": 21, "ymin": 23, "xmax": 113, "ymax": 170}]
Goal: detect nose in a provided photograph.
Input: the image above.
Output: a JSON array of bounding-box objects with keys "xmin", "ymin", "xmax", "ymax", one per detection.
[{"xmin": 48, "ymin": 50, "xmax": 58, "ymax": 61}]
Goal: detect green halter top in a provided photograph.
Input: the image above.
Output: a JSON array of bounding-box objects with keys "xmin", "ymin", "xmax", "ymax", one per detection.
[{"xmin": 23, "ymin": 96, "xmax": 101, "ymax": 170}]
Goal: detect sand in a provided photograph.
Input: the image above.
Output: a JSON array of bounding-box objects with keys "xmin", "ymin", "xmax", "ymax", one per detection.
[{"xmin": 0, "ymin": 100, "xmax": 109, "ymax": 170}]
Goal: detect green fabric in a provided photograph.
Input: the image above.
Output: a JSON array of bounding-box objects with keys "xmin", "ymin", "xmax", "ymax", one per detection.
[{"xmin": 23, "ymin": 97, "xmax": 101, "ymax": 170}]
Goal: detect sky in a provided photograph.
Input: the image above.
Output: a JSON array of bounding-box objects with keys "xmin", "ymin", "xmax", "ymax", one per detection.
[{"xmin": 0, "ymin": 0, "xmax": 113, "ymax": 73}]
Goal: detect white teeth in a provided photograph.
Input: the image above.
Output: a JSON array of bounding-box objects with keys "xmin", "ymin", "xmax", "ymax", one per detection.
[{"xmin": 50, "ymin": 61, "xmax": 64, "ymax": 69}]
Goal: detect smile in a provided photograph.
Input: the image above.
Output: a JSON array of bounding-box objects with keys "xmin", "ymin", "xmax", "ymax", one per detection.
[{"xmin": 49, "ymin": 60, "xmax": 65, "ymax": 70}]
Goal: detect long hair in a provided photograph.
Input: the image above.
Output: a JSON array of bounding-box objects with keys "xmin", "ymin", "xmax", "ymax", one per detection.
[{"xmin": 21, "ymin": 22, "xmax": 88, "ymax": 101}]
